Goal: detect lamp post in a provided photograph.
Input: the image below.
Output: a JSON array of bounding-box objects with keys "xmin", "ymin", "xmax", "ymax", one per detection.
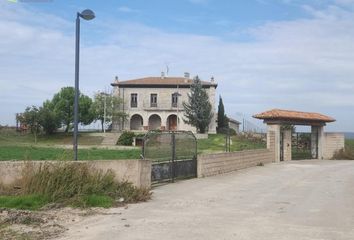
[{"xmin": 73, "ymin": 9, "xmax": 95, "ymax": 161}]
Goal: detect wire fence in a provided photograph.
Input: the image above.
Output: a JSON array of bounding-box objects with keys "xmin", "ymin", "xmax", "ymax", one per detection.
[{"xmin": 240, "ymin": 118, "xmax": 266, "ymax": 133}]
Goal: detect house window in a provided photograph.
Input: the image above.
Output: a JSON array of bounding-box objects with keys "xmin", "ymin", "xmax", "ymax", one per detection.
[
  {"xmin": 131, "ymin": 93, "xmax": 137, "ymax": 108},
  {"xmin": 172, "ymin": 93, "xmax": 178, "ymax": 107},
  {"xmin": 150, "ymin": 94, "xmax": 157, "ymax": 107}
]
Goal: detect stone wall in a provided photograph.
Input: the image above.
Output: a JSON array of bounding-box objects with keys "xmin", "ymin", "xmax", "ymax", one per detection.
[
  {"xmin": 197, "ymin": 131, "xmax": 275, "ymax": 177},
  {"xmin": 198, "ymin": 149, "xmax": 274, "ymax": 177},
  {"xmin": 0, "ymin": 160, "xmax": 151, "ymax": 189},
  {"xmin": 323, "ymin": 133, "xmax": 345, "ymax": 159}
]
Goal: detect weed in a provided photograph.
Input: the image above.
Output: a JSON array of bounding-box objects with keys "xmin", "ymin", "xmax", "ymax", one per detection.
[
  {"xmin": 0, "ymin": 162, "xmax": 151, "ymax": 210},
  {"xmin": 332, "ymin": 148, "xmax": 354, "ymax": 160}
]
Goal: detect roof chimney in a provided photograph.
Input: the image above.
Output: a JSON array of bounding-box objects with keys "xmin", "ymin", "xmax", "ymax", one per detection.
[
  {"xmin": 211, "ymin": 76, "xmax": 215, "ymax": 83},
  {"xmin": 184, "ymin": 72, "xmax": 190, "ymax": 79},
  {"xmin": 114, "ymin": 76, "xmax": 119, "ymax": 83},
  {"xmin": 161, "ymin": 71, "xmax": 165, "ymax": 79}
]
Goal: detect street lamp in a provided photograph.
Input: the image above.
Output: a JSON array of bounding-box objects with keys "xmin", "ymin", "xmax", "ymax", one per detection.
[{"xmin": 73, "ymin": 9, "xmax": 95, "ymax": 161}]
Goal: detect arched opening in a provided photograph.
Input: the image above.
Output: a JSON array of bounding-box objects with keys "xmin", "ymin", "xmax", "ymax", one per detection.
[
  {"xmin": 167, "ymin": 114, "xmax": 178, "ymax": 131},
  {"xmin": 130, "ymin": 114, "xmax": 143, "ymax": 130},
  {"xmin": 148, "ymin": 114, "xmax": 161, "ymax": 130}
]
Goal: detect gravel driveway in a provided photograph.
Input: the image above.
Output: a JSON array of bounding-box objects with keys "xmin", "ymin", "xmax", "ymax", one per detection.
[{"xmin": 57, "ymin": 160, "xmax": 354, "ymax": 240}]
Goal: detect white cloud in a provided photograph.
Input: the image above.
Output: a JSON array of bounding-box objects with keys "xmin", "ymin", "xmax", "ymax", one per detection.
[
  {"xmin": 1, "ymin": 2, "xmax": 354, "ymax": 131},
  {"xmin": 117, "ymin": 6, "xmax": 140, "ymax": 13}
]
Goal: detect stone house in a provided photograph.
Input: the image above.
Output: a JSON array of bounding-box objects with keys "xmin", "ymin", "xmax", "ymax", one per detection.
[
  {"xmin": 228, "ymin": 117, "xmax": 241, "ymax": 133},
  {"xmin": 111, "ymin": 73, "xmax": 217, "ymax": 133}
]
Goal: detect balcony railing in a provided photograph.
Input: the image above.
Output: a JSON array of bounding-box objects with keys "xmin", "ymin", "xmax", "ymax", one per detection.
[{"xmin": 125, "ymin": 100, "xmax": 185, "ymax": 110}]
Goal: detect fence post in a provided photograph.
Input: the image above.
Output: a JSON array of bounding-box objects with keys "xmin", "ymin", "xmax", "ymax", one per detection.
[{"xmin": 171, "ymin": 131, "xmax": 176, "ymax": 183}]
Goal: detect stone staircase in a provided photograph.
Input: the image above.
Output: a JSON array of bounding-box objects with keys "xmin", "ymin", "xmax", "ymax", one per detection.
[{"xmin": 101, "ymin": 133, "xmax": 121, "ymax": 146}]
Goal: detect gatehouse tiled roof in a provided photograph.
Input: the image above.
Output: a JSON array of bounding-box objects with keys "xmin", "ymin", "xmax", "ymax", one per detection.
[{"xmin": 253, "ymin": 109, "xmax": 335, "ymax": 123}]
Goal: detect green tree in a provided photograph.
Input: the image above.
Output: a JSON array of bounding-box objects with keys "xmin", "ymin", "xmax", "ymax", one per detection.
[
  {"xmin": 22, "ymin": 106, "xmax": 41, "ymax": 143},
  {"xmin": 183, "ymin": 76, "xmax": 213, "ymax": 133},
  {"xmin": 38, "ymin": 101, "xmax": 61, "ymax": 135},
  {"xmin": 91, "ymin": 92, "xmax": 125, "ymax": 132},
  {"xmin": 51, "ymin": 87, "xmax": 94, "ymax": 132},
  {"xmin": 217, "ymin": 96, "xmax": 229, "ymax": 132}
]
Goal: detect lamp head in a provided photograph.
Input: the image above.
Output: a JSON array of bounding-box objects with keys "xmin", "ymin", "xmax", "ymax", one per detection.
[{"xmin": 79, "ymin": 9, "xmax": 95, "ymax": 20}]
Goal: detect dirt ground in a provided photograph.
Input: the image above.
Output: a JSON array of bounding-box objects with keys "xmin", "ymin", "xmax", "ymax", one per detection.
[
  {"xmin": 2, "ymin": 160, "xmax": 354, "ymax": 240},
  {"xmin": 0, "ymin": 206, "xmax": 125, "ymax": 239}
]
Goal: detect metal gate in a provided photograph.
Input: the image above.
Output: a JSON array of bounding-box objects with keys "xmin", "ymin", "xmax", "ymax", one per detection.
[
  {"xmin": 143, "ymin": 131, "xmax": 197, "ymax": 184},
  {"xmin": 280, "ymin": 131, "xmax": 284, "ymax": 161},
  {"xmin": 292, "ymin": 132, "xmax": 317, "ymax": 160}
]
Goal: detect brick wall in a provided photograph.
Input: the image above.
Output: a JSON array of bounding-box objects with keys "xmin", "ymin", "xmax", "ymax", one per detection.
[
  {"xmin": 323, "ymin": 133, "xmax": 345, "ymax": 159},
  {"xmin": 198, "ymin": 131, "xmax": 275, "ymax": 177}
]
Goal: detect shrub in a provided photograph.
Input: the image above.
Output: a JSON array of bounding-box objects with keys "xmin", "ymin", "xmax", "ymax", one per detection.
[
  {"xmin": 332, "ymin": 148, "xmax": 354, "ymax": 160},
  {"xmin": 117, "ymin": 131, "xmax": 135, "ymax": 146},
  {"xmin": 0, "ymin": 162, "xmax": 151, "ymax": 209}
]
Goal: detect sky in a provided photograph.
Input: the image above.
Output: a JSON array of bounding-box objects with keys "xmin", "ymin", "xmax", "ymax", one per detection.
[{"xmin": 1, "ymin": 0, "xmax": 354, "ymax": 131}]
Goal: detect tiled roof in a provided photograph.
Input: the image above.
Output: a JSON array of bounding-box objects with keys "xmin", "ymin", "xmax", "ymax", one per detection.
[
  {"xmin": 253, "ymin": 109, "xmax": 335, "ymax": 123},
  {"xmin": 111, "ymin": 77, "xmax": 217, "ymax": 87}
]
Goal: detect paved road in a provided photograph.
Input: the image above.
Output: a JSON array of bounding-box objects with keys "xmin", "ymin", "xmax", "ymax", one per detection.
[{"xmin": 58, "ymin": 160, "xmax": 354, "ymax": 240}]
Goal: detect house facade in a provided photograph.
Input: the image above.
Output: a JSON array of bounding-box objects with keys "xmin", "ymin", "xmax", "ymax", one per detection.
[{"xmin": 111, "ymin": 73, "xmax": 217, "ymax": 133}]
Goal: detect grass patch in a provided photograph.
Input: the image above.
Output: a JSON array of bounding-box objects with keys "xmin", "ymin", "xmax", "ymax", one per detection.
[
  {"xmin": 345, "ymin": 139, "xmax": 354, "ymax": 150},
  {"xmin": 197, "ymin": 134, "xmax": 266, "ymax": 153},
  {"xmin": 0, "ymin": 146, "xmax": 140, "ymax": 161},
  {"xmin": 0, "ymin": 195, "xmax": 49, "ymax": 211},
  {"xmin": 0, "ymin": 129, "xmax": 103, "ymax": 146},
  {"xmin": 73, "ymin": 195, "xmax": 114, "ymax": 208},
  {"xmin": 0, "ymin": 162, "xmax": 151, "ymax": 210}
]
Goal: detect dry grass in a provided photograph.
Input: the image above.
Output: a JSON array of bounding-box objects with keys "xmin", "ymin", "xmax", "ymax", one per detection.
[
  {"xmin": 332, "ymin": 139, "xmax": 354, "ymax": 160},
  {"xmin": 332, "ymin": 148, "xmax": 354, "ymax": 160},
  {"xmin": 0, "ymin": 162, "xmax": 151, "ymax": 209}
]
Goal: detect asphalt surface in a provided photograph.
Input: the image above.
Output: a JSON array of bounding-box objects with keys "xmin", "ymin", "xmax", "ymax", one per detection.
[{"xmin": 58, "ymin": 160, "xmax": 354, "ymax": 240}]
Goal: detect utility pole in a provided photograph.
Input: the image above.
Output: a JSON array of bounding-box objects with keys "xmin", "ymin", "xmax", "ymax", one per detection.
[{"xmin": 103, "ymin": 91, "xmax": 107, "ymax": 133}]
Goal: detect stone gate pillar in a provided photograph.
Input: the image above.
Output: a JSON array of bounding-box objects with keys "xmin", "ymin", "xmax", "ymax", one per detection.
[
  {"xmin": 283, "ymin": 130, "xmax": 292, "ymax": 161},
  {"xmin": 267, "ymin": 124, "xmax": 281, "ymax": 162},
  {"xmin": 311, "ymin": 126, "xmax": 324, "ymax": 159}
]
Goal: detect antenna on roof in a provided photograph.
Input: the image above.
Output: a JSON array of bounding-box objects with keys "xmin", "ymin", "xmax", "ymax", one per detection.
[{"xmin": 165, "ymin": 62, "xmax": 170, "ymax": 77}]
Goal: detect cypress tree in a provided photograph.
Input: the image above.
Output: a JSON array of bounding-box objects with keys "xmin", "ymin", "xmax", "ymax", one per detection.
[
  {"xmin": 183, "ymin": 76, "xmax": 213, "ymax": 133},
  {"xmin": 217, "ymin": 96, "xmax": 228, "ymax": 131}
]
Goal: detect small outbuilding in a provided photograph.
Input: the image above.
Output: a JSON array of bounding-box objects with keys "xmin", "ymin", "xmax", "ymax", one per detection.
[{"xmin": 228, "ymin": 117, "xmax": 241, "ymax": 134}]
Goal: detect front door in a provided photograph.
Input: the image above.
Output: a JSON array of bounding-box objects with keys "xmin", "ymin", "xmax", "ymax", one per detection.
[{"xmin": 168, "ymin": 115, "xmax": 177, "ymax": 131}]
